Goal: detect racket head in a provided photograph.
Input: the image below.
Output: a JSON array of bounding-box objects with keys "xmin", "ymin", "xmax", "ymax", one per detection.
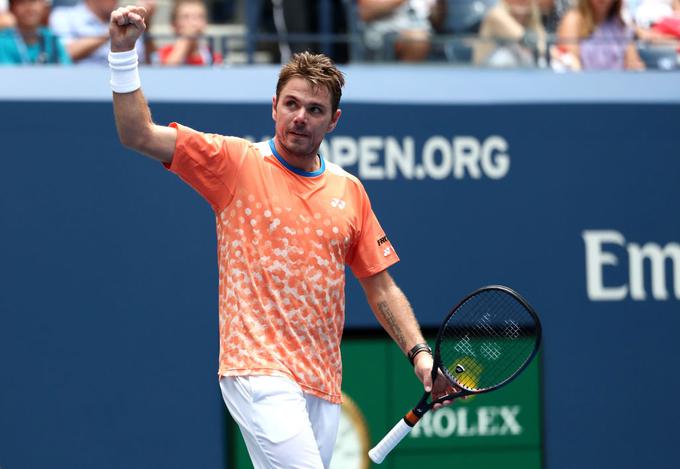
[{"xmin": 432, "ymin": 285, "xmax": 542, "ymax": 396}]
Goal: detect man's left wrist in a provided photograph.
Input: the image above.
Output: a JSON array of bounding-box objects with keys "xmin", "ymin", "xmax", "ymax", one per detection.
[{"xmin": 407, "ymin": 342, "xmax": 432, "ymax": 366}]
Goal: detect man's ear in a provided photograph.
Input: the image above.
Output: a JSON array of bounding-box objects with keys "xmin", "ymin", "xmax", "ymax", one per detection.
[
  {"xmin": 327, "ymin": 108, "xmax": 342, "ymax": 132},
  {"xmin": 272, "ymin": 95, "xmax": 277, "ymax": 121}
]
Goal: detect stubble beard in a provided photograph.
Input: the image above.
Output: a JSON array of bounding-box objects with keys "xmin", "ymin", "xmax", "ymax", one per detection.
[{"xmin": 282, "ymin": 132, "xmax": 320, "ymax": 161}]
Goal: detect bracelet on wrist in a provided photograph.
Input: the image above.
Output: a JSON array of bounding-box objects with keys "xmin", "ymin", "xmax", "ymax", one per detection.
[{"xmin": 407, "ymin": 342, "xmax": 432, "ymax": 366}]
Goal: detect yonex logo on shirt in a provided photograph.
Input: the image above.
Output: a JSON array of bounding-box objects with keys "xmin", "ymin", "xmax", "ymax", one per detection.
[{"xmin": 330, "ymin": 198, "xmax": 346, "ymax": 209}]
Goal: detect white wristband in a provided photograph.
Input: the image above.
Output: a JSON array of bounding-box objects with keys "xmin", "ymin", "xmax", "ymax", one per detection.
[{"xmin": 108, "ymin": 49, "xmax": 141, "ymax": 93}]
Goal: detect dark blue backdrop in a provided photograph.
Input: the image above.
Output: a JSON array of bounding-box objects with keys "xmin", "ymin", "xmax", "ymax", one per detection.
[{"xmin": 1, "ymin": 98, "xmax": 679, "ymax": 469}]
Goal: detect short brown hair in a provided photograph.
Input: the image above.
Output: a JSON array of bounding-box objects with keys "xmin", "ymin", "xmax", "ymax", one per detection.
[{"xmin": 276, "ymin": 52, "xmax": 345, "ymax": 113}]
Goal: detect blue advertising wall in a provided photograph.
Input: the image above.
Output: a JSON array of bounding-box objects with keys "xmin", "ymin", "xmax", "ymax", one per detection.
[{"xmin": 1, "ymin": 68, "xmax": 679, "ymax": 469}]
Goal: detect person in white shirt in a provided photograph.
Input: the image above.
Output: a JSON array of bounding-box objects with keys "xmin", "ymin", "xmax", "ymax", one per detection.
[
  {"xmin": 50, "ymin": 0, "xmax": 154, "ymax": 64},
  {"xmin": 358, "ymin": 0, "xmax": 442, "ymax": 61}
]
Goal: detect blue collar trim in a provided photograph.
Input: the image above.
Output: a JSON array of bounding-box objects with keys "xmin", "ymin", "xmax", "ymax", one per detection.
[{"xmin": 268, "ymin": 139, "xmax": 325, "ymax": 177}]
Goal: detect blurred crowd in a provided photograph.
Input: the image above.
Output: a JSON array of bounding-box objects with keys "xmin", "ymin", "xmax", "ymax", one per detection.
[{"xmin": 0, "ymin": 0, "xmax": 678, "ymax": 69}]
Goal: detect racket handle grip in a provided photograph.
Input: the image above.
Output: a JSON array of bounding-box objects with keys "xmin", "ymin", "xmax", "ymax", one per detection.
[{"xmin": 368, "ymin": 418, "xmax": 413, "ymax": 464}]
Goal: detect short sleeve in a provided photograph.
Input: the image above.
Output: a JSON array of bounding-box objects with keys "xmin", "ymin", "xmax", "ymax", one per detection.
[
  {"xmin": 347, "ymin": 183, "xmax": 399, "ymax": 278},
  {"xmin": 164, "ymin": 123, "xmax": 249, "ymax": 212}
]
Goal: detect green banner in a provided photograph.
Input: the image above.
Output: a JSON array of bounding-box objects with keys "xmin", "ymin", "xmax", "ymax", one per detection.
[{"xmin": 230, "ymin": 335, "xmax": 543, "ymax": 468}]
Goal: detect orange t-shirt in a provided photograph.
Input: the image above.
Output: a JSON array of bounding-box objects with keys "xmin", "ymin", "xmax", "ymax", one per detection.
[{"xmin": 166, "ymin": 123, "xmax": 399, "ymax": 403}]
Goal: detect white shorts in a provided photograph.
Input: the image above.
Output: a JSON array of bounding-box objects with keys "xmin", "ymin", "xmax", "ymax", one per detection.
[{"xmin": 220, "ymin": 375, "xmax": 341, "ymax": 469}]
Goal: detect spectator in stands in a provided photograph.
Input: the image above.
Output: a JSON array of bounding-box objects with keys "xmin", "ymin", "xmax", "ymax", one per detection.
[
  {"xmin": 357, "ymin": 0, "xmax": 442, "ymax": 61},
  {"xmin": 154, "ymin": 0, "xmax": 221, "ymax": 66},
  {"xmin": 629, "ymin": 0, "xmax": 680, "ymax": 41},
  {"xmin": 209, "ymin": 0, "xmax": 237, "ymax": 24},
  {"xmin": 627, "ymin": 0, "xmax": 679, "ymax": 69},
  {"xmin": 539, "ymin": 0, "xmax": 573, "ymax": 32},
  {"xmin": 0, "ymin": 0, "xmax": 16, "ymax": 29},
  {"xmin": 0, "ymin": 0, "xmax": 71, "ymax": 64},
  {"xmin": 50, "ymin": 0, "xmax": 156, "ymax": 64},
  {"xmin": 473, "ymin": 0, "xmax": 548, "ymax": 67},
  {"xmin": 271, "ymin": 0, "xmax": 328, "ymax": 63},
  {"xmin": 555, "ymin": 0, "xmax": 645, "ymax": 69},
  {"xmin": 244, "ymin": 0, "xmax": 349, "ymax": 64}
]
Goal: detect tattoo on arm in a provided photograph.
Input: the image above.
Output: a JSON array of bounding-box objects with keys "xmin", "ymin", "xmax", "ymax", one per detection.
[{"xmin": 377, "ymin": 300, "xmax": 406, "ymax": 350}]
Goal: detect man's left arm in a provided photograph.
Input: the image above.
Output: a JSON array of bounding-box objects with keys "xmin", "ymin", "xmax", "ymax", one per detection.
[
  {"xmin": 358, "ymin": 270, "xmax": 435, "ymax": 391},
  {"xmin": 359, "ymin": 269, "xmax": 455, "ymax": 409}
]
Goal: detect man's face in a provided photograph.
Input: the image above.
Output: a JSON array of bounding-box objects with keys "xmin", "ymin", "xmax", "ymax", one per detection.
[
  {"xmin": 272, "ymin": 77, "xmax": 341, "ymax": 163},
  {"xmin": 11, "ymin": 0, "xmax": 47, "ymax": 29}
]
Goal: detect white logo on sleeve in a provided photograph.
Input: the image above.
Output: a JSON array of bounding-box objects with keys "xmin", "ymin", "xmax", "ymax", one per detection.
[{"xmin": 383, "ymin": 247, "xmax": 392, "ymax": 257}]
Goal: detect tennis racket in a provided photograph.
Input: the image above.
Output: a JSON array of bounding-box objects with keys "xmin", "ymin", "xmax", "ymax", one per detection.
[{"xmin": 368, "ymin": 285, "xmax": 542, "ymax": 464}]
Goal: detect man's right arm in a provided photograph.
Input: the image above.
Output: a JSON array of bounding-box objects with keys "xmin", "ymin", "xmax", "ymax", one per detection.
[
  {"xmin": 110, "ymin": 5, "xmax": 176, "ymax": 164},
  {"xmin": 113, "ymin": 90, "xmax": 176, "ymax": 164}
]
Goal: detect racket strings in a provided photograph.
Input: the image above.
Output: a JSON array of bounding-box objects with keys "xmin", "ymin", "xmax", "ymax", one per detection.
[
  {"xmin": 453, "ymin": 294, "xmax": 535, "ymax": 388},
  {"xmin": 441, "ymin": 334, "xmax": 531, "ymax": 390},
  {"xmin": 447, "ymin": 296, "xmax": 535, "ymax": 389},
  {"xmin": 437, "ymin": 289, "xmax": 539, "ymax": 391}
]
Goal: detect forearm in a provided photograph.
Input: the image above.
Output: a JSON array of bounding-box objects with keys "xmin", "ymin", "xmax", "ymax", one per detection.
[
  {"xmin": 359, "ymin": 270, "xmax": 437, "ymax": 392},
  {"xmin": 375, "ymin": 291, "xmax": 424, "ymax": 354},
  {"xmin": 555, "ymin": 33, "xmax": 582, "ymax": 69},
  {"xmin": 109, "ymin": 5, "xmax": 176, "ymax": 163},
  {"xmin": 490, "ymin": 10, "xmax": 525, "ymax": 40},
  {"xmin": 66, "ymin": 36, "xmax": 109, "ymax": 61},
  {"xmin": 361, "ymin": 271, "xmax": 426, "ymax": 355},
  {"xmin": 556, "ymin": 11, "xmax": 583, "ymax": 70}
]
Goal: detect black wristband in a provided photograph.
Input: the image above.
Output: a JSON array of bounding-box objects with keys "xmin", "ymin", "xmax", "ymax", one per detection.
[{"xmin": 407, "ymin": 342, "xmax": 432, "ymax": 366}]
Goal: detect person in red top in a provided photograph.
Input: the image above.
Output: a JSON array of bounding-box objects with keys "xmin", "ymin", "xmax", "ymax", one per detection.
[
  {"xmin": 155, "ymin": 0, "xmax": 221, "ymax": 66},
  {"xmin": 108, "ymin": 4, "xmax": 453, "ymax": 467}
]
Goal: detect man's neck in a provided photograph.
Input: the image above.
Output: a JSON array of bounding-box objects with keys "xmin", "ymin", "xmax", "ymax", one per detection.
[{"xmin": 273, "ymin": 139, "xmax": 321, "ymax": 173}]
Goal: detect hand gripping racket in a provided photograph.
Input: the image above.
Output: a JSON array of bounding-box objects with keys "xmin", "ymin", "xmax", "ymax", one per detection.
[{"xmin": 368, "ymin": 285, "xmax": 542, "ymax": 464}]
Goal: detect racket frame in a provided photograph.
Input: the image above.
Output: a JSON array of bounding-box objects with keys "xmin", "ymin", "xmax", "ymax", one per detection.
[
  {"xmin": 382, "ymin": 285, "xmax": 542, "ymax": 440},
  {"xmin": 433, "ymin": 284, "xmax": 542, "ymax": 398},
  {"xmin": 369, "ymin": 284, "xmax": 542, "ymax": 464}
]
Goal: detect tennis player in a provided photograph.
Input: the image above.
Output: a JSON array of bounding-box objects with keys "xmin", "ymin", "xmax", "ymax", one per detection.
[{"xmin": 109, "ymin": 5, "xmax": 450, "ymax": 468}]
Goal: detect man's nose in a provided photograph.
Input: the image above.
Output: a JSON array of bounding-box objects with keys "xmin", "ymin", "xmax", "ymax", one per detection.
[{"xmin": 293, "ymin": 108, "xmax": 307, "ymax": 124}]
